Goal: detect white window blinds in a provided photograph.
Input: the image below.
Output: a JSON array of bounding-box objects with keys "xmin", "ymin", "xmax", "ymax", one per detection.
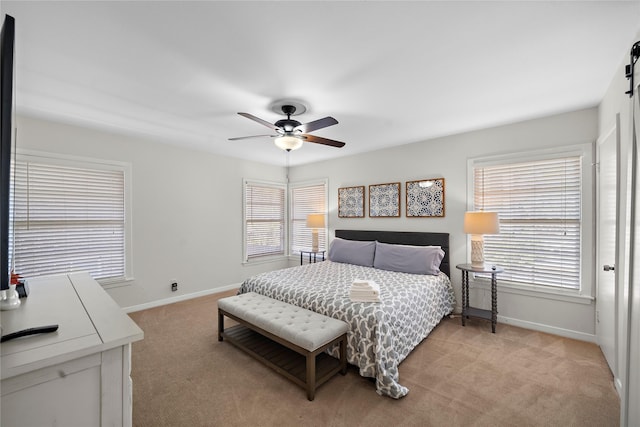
[
  {"xmin": 290, "ymin": 182, "xmax": 327, "ymax": 254},
  {"xmin": 474, "ymin": 156, "xmax": 582, "ymax": 290},
  {"xmin": 244, "ymin": 181, "xmax": 285, "ymax": 259},
  {"xmin": 13, "ymin": 157, "xmax": 126, "ymax": 281}
]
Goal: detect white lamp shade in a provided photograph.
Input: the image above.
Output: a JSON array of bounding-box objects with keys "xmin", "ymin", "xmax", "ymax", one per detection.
[
  {"xmin": 306, "ymin": 214, "xmax": 325, "ymax": 229},
  {"xmin": 274, "ymin": 135, "xmax": 303, "ymax": 151},
  {"xmin": 463, "ymin": 211, "xmax": 500, "ymax": 235}
]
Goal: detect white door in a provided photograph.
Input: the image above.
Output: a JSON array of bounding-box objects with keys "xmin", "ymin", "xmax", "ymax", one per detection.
[
  {"xmin": 596, "ymin": 116, "xmax": 619, "ymax": 376},
  {"xmin": 626, "ymin": 80, "xmax": 640, "ymax": 427}
]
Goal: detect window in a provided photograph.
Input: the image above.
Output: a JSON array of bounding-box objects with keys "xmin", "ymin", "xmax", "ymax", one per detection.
[
  {"xmin": 469, "ymin": 145, "xmax": 592, "ymax": 294},
  {"xmin": 12, "ymin": 152, "xmax": 131, "ymax": 283},
  {"xmin": 244, "ymin": 180, "xmax": 286, "ymax": 261},
  {"xmin": 290, "ymin": 180, "xmax": 327, "ymax": 254}
]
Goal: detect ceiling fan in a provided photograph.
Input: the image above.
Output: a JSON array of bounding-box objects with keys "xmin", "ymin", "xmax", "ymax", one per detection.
[{"xmin": 229, "ymin": 102, "xmax": 346, "ymax": 151}]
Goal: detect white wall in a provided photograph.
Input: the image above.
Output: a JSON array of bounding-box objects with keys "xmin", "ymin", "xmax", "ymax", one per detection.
[
  {"xmin": 16, "ymin": 108, "xmax": 600, "ymax": 340},
  {"xmin": 15, "ymin": 115, "xmax": 290, "ymax": 309},
  {"xmin": 290, "ymin": 107, "xmax": 599, "ymax": 340}
]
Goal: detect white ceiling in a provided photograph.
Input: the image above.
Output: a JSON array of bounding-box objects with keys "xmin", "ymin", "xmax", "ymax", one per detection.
[{"xmin": 3, "ymin": 1, "xmax": 640, "ymax": 166}]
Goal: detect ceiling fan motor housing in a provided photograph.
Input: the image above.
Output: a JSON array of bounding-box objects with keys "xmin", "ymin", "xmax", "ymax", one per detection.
[
  {"xmin": 275, "ymin": 105, "xmax": 301, "ymax": 133},
  {"xmin": 274, "ymin": 118, "xmax": 301, "ymax": 133}
]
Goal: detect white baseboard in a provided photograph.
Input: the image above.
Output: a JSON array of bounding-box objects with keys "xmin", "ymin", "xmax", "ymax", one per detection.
[
  {"xmin": 123, "ymin": 283, "xmax": 241, "ymax": 313},
  {"xmin": 452, "ymin": 304, "xmax": 597, "ymax": 342},
  {"xmin": 497, "ymin": 314, "xmax": 597, "ymax": 343}
]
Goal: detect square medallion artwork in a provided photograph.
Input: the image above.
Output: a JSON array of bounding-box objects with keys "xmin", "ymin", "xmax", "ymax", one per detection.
[
  {"xmin": 406, "ymin": 178, "xmax": 445, "ymax": 217},
  {"xmin": 338, "ymin": 186, "xmax": 365, "ymax": 218},
  {"xmin": 369, "ymin": 182, "xmax": 400, "ymax": 217}
]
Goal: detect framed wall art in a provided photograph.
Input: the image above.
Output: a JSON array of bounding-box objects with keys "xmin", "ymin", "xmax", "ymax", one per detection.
[
  {"xmin": 406, "ymin": 178, "xmax": 445, "ymax": 217},
  {"xmin": 369, "ymin": 182, "xmax": 400, "ymax": 217},
  {"xmin": 338, "ymin": 186, "xmax": 365, "ymax": 218}
]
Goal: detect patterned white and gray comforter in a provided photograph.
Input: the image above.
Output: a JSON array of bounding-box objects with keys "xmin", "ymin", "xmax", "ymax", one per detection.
[{"xmin": 238, "ymin": 260, "xmax": 455, "ymax": 398}]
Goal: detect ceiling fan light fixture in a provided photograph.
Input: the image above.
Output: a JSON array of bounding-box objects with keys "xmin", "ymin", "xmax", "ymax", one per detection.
[{"xmin": 274, "ymin": 135, "xmax": 303, "ymax": 151}]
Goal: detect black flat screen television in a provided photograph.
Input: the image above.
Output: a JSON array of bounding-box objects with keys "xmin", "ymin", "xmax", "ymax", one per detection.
[{"xmin": 1, "ymin": 14, "xmax": 15, "ymax": 292}]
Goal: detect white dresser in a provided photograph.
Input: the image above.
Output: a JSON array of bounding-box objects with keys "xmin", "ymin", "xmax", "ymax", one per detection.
[{"xmin": 1, "ymin": 272, "xmax": 143, "ymax": 427}]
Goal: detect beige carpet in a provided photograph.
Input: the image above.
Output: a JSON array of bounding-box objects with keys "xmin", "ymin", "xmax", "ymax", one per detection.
[{"xmin": 129, "ymin": 290, "xmax": 619, "ymax": 427}]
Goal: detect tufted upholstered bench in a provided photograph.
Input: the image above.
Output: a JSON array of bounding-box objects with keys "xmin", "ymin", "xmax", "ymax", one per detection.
[{"xmin": 218, "ymin": 292, "xmax": 348, "ymax": 400}]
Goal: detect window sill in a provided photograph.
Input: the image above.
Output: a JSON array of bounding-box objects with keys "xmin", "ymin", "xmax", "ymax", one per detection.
[
  {"xmin": 99, "ymin": 276, "xmax": 135, "ymax": 289},
  {"xmin": 469, "ymin": 277, "xmax": 594, "ymax": 305},
  {"xmin": 242, "ymin": 255, "xmax": 289, "ymax": 266}
]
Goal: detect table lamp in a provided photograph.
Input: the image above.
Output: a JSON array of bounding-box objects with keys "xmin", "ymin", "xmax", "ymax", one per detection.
[
  {"xmin": 306, "ymin": 214, "xmax": 325, "ymax": 252},
  {"xmin": 464, "ymin": 211, "xmax": 500, "ymax": 267}
]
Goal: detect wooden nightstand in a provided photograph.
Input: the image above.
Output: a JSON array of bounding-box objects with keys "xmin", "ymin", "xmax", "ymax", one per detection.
[
  {"xmin": 456, "ymin": 263, "xmax": 503, "ymax": 333},
  {"xmin": 300, "ymin": 250, "xmax": 325, "ymax": 265}
]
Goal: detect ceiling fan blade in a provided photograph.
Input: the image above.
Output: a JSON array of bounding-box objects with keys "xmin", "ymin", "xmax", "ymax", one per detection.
[
  {"xmin": 238, "ymin": 112, "xmax": 281, "ymax": 131},
  {"xmin": 228, "ymin": 134, "xmax": 277, "ymax": 141},
  {"xmin": 294, "ymin": 116, "xmax": 338, "ymax": 133},
  {"xmin": 302, "ymin": 134, "xmax": 346, "ymax": 148}
]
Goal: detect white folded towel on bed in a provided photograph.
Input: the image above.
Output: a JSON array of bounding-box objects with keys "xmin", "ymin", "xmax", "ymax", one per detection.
[
  {"xmin": 351, "ymin": 279, "xmax": 374, "ymax": 288},
  {"xmin": 352, "ymin": 279, "xmax": 379, "ymax": 290},
  {"xmin": 351, "ymin": 279, "xmax": 380, "ymax": 291},
  {"xmin": 350, "ymin": 289, "xmax": 379, "ymax": 297},
  {"xmin": 350, "ymin": 279, "xmax": 381, "ymax": 303}
]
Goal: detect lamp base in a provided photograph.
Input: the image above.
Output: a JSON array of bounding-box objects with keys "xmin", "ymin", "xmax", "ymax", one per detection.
[
  {"xmin": 470, "ymin": 235, "xmax": 485, "ymax": 267},
  {"xmin": 311, "ymin": 230, "xmax": 319, "ymax": 252}
]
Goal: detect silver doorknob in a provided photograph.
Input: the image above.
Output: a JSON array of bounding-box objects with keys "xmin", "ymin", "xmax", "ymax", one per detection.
[{"xmin": 603, "ymin": 265, "xmax": 615, "ymax": 271}]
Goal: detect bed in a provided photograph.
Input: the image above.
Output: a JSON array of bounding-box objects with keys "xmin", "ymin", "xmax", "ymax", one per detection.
[{"xmin": 238, "ymin": 230, "xmax": 455, "ymax": 398}]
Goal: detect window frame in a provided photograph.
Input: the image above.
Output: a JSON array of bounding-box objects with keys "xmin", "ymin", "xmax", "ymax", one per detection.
[
  {"xmin": 289, "ymin": 179, "xmax": 328, "ymax": 257},
  {"xmin": 13, "ymin": 149, "xmax": 133, "ymax": 287},
  {"xmin": 242, "ymin": 179, "xmax": 288, "ymax": 264},
  {"xmin": 467, "ymin": 143, "xmax": 594, "ymax": 303}
]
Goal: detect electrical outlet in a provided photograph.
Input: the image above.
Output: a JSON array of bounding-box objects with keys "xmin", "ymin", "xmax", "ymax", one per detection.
[{"xmin": 171, "ymin": 281, "xmax": 178, "ymax": 292}]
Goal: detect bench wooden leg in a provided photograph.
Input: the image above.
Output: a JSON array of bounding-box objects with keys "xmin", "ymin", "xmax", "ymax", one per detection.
[
  {"xmin": 340, "ymin": 335, "xmax": 347, "ymax": 375},
  {"xmin": 218, "ymin": 310, "xmax": 224, "ymax": 342},
  {"xmin": 306, "ymin": 353, "xmax": 316, "ymax": 401}
]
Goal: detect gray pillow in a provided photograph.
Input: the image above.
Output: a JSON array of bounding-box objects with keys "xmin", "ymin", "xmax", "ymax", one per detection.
[
  {"xmin": 328, "ymin": 238, "xmax": 376, "ymax": 267},
  {"xmin": 373, "ymin": 241, "xmax": 444, "ymax": 275}
]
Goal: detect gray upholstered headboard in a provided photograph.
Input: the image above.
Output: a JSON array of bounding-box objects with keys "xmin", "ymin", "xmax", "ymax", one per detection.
[{"xmin": 334, "ymin": 230, "xmax": 450, "ymax": 277}]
